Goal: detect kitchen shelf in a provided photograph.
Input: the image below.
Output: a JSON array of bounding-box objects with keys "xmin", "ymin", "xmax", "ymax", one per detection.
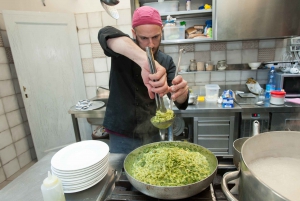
[
  {"xmin": 160, "ymin": 9, "xmax": 212, "ymax": 18},
  {"xmin": 162, "ymin": 37, "xmax": 213, "ymax": 45}
]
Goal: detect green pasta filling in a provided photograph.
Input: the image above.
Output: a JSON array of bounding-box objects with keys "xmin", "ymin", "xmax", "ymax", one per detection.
[
  {"xmin": 131, "ymin": 146, "xmax": 211, "ymax": 186},
  {"xmin": 152, "ymin": 109, "xmax": 174, "ymax": 123}
]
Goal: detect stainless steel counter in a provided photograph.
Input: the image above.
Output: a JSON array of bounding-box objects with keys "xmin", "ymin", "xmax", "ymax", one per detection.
[
  {"xmin": 0, "ymin": 152, "xmax": 126, "ymax": 201},
  {"xmin": 68, "ymin": 95, "xmax": 300, "ymax": 141}
]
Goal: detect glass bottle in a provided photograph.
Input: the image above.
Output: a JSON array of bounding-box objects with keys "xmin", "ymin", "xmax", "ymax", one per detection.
[{"xmin": 189, "ymin": 59, "xmax": 197, "ymax": 71}]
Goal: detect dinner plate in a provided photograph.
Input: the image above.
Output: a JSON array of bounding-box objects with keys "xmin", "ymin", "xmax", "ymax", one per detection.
[
  {"xmin": 63, "ymin": 167, "xmax": 108, "ymax": 193},
  {"xmin": 60, "ymin": 165, "xmax": 108, "ymax": 185},
  {"xmin": 51, "ymin": 140, "xmax": 109, "ymax": 171},
  {"xmin": 52, "ymin": 163, "xmax": 108, "ymax": 182},
  {"xmin": 51, "ymin": 154, "xmax": 109, "ymax": 175}
]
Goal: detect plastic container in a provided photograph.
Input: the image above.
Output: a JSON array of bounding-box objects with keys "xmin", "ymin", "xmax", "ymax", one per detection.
[
  {"xmin": 270, "ymin": 91, "xmax": 286, "ymax": 105},
  {"xmin": 144, "ymin": 1, "xmax": 179, "ymax": 13},
  {"xmin": 186, "ymin": 0, "xmax": 191, "ymax": 11},
  {"xmin": 163, "ymin": 25, "xmax": 185, "ymax": 40},
  {"xmin": 41, "ymin": 171, "xmax": 66, "ymax": 201},
  {"xmin": 205, "ymin": 84, "xmax": 220, "ymax": 101}
]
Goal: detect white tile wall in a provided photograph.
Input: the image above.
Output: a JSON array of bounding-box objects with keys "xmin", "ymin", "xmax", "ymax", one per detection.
[
  {"xmin": 78, "ymin": 29, "xmax": 91, "ymax": 44},
  {"xmin": 96, "ymin": 72, "xmax": 110, "ymax": 86},
  {"xmin": 0, "ymin": 144, "xmax": 17, "ymax": 165},
  {"xmin": 0, "ymin": 130, "xmax": 13, "ymax": 150},
  {"xmin": 259, "ymin": 40, "xmax": 275, "ymax": 49},
  {"xmin": 211, "ymin": 51, "xmax": 226, "ymax": 64},
  {"xmin": 0, "ymin": 168, "xmax": 5, "ymax": 183},
  {"xmin": 0, "ymin": 30, "xmax": 34, "ymax": 186},
  {"xmin": 11, "ymin": 124, "xmax": 26, "ymax": 142},
  {"xmin": 0, "ymin": 99, "xmax": 4, "ymax": 115},
  {"xmin": 17, "ymin": 150, "xmax": 31, "ymax": 168},
  {"xmin": 226, "ymin": 71, "xmax": 241, "ymax": 82},
  {"xmin": 0, "ymin": 80, "xmax": 15, "ymax": 97},
  {"xmin": 195, "ymin": 72, "xmax": 210, "ymax": 84},
  {"xmin": 84, "ymin": 73, "xmax": 96, "ymax": 86},
  {"xmin": 117, "ymin": 25, "xmax": 132, "ymax": 37},
  {"xmin": 80, "ymin": 44, "xmax": 93, "ymax": 59},
  {"xmin": 6, "ymin": 110, "xmax": 23, "ymax": 128},
  {"xmin": 226, "ymin": 41, "xmax": 242, "ymax": 50},
  {"xmin": 2, "ymin": 95, "xmax": 18, "ymax": 113},
  {"xmin": 3, "ymin": 158, "xmax": 20, "ymax": 178},
  {"xmin": 94, "ymin": 58, "xmax": 108, "ymax": 72},
  {"xmin": 227, "ymin": 50, "xmax": 242, "ymax": 64},
  {"xmin": 0, "ymin": 64, "xmax": 11, "ymax": 80},
  {"xmin": 0, "ymin": 114, "xmax": 9, "ymax": 132},
  {"xmin": 87, "ymin": 12, "xmax": 103, "ymax": 28},
  {"xmin": 101, "ymin": 12, "xmax": 117, "ymax": 26},
  {"xmin": 15, "ymin": 137, "xmax": 29, "ymax": 156},
  {"xmin": 195, "ymin": 43, "xmax": 210, "ymax": 51},
  {"xmin": 75, "ymin": 14, "xmax": 89, "ymax": 29},
  {"xmin": 89, "ymin": 28, "xmax": 100, "ymax": 43},
  {"xmin": 117, "ymin": 9, "xmax": 132, "ymax": 25},
  {"xmin": 0, "ymin": 47, "xmax": 8, "ymax": 63},
  {"xmin": 242, "ymin": 49, "xmax": 258, "ymax": 63}
]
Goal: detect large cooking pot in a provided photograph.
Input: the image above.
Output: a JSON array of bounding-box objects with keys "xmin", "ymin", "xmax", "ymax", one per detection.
[
  {"xmin": 124, "ymin": 141, "xmax": 218, "ymax": 200},
  {"xmin": 222, "ymin": 131, "xmax": 300, "ymax": 201}
]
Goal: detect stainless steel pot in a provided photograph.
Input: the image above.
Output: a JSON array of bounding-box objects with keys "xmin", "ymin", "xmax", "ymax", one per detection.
[
  {"xmin": 222, "ymin": 131, "xmax": 300, "ymax": 201},
  {"xmin": 124, "ymin": 141, "xmax": 218, "ymax": 200}
]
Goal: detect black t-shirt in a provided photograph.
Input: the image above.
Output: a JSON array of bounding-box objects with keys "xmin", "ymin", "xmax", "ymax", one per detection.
[{"xmin": 98, "ymin": 26, "xmax": 188, "ymax": 139}]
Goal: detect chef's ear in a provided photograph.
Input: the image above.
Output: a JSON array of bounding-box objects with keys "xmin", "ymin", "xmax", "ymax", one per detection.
[{"xmin": 132, "ymin": 28, "xmax": 136, "ymax": 39}]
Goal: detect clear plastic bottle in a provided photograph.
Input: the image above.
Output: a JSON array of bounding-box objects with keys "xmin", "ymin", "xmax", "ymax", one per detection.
[
  {"xmin": 41, "ymin": 171, "xmax": 66, "ymax": 201},
  {"xmin": 265, "ymin": 66, "xmax": 277, "ymax": 100}
]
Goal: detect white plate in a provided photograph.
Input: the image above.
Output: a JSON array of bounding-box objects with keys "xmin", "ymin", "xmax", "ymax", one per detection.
[
  {"xmin": 63, "ymin": 167, "xmax": 108, "ymax": 193},
  {"xmin": 59, "ymin": 164, "xmax": 108, "ymax": 185},
  {"xmin": 52, "ymin": 162, "xmax": 108, "ymax": 182},
  {"xmin": 51, "ymin": 140, "xmax": 109, "ymax": 171},
  {"xmin": 51, "ymin": 154, "xmax": 109, "ymax": 175},
  {"xmin": 78, "ymin": 101, "xmax": 105, "ymax": 111}
]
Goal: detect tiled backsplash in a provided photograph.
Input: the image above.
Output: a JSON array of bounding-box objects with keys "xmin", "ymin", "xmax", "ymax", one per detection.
[{"xmin": 0, "ymin": 33, "xmax": 35, "ymax": 184}]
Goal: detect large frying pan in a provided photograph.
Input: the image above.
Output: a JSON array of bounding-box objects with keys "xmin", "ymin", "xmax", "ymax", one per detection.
[{"xmin": 124, "ymin": 141, "xmax": 218, "ymax": 200}]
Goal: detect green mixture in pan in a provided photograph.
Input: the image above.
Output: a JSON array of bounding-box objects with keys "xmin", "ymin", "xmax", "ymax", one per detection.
[{"xmin": 131, "ymin": 146, "xmax": 211, "ymax": 186}]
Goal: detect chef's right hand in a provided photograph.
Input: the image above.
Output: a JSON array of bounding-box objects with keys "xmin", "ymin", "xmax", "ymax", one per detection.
[{"xmin": 141, "ymin": 61, "xmax": 169, "ymax": 99}]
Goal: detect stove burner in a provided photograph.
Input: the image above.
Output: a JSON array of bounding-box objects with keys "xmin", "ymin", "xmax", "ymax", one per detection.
[{"xmin": 104, "ymin": 169, "xmax": 235, "ymax": 201}]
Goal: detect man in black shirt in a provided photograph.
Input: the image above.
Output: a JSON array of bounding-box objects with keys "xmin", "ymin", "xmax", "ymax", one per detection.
[{"xmin": 98, "ymin": 6, "xmax": 189, "ymax": 153}]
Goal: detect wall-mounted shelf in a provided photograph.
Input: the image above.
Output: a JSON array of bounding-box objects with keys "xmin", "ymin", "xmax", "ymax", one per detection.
[
  {"xmin": 160, "ymin": 9, "xmax": 212, "ymax": 18},
  {"xmin": 162, "ymin": 37, "xmax": 213, "ymax": 45}
]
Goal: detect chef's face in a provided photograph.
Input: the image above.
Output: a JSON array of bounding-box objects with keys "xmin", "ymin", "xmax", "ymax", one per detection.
[{"xmin": 132, "ymin": 24, "xmax": 162, "ymax": 54}]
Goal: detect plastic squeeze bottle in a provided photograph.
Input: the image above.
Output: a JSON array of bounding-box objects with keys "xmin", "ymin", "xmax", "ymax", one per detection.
[{"xmin": 41, "ymin": 171, "xmax": 66, "ymax": 201}]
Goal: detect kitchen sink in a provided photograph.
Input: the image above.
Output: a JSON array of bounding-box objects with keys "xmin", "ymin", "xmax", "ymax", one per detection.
[{"xmin": 86, "ymin": 97, "xmax": 109, "ymax": 125}]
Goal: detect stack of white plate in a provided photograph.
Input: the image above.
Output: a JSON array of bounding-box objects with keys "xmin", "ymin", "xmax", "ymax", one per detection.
[{"xmin": 51, "ymin": 140, "xmax": 109, "ymax": 193}]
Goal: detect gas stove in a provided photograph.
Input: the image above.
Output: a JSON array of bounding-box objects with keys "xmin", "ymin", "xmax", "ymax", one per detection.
[
  {"xmin": 103, "ymin": 157, "xmax": 237, "ymax": 201},
  {"xmin": 104, "ymin": 169, "xmax": 236, "ymax": 201}
]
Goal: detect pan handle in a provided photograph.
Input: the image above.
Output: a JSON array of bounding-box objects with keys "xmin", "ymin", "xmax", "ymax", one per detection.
[{"xmin": 221, "ymin": 171, "xmax": 240, "ymax": 201}]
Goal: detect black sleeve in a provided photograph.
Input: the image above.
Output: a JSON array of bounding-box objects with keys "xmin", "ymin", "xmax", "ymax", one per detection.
[
  {"xmin": 174, "ymin": 90, "xmax": 189, "ymax": 110},
  {"xmin": 98, "ymin": 26, "xmax": 131, "ymax": 57}
]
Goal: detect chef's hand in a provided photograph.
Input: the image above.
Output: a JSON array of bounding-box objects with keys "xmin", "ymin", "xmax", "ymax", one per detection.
[
  {"xmin": 169, "ymin": 75, "xmax": 189, "ymax": 104},
  {"xmin": 141, "ymin": 61, "xmax": 169, "ymax": 99}
]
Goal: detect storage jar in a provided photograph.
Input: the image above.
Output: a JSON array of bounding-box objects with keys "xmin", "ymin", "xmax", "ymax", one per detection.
[{"xmin": 270, "ymin": 91, "xmax": 286, "ymax": 105}]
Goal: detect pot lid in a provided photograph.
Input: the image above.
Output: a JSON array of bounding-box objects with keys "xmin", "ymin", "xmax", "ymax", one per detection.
[{"xmin": 270, "ymin": 90, "xmax": 286, "ymax": 95}]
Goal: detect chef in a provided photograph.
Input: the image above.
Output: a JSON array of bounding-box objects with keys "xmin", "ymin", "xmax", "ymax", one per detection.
[{"xmin": 98, "ymin": 6, "xmax": 189, "ymax": 153}]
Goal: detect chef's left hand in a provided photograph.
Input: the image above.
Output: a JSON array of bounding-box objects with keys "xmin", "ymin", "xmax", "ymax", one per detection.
[{"xmin": 169, "ymin": 75, "xmax": 189, "ymax": 104}]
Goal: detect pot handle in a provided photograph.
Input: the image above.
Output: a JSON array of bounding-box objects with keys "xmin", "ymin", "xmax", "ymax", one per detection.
[{"xmin": 221, "ymin": 171, "xmax": 239, "ymax": 201}]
